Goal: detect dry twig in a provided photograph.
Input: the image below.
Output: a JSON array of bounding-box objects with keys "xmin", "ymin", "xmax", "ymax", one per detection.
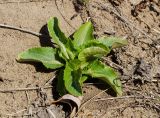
[
  {"xmin": 94, "ymin": 95, "xmax": 156, "ymax": 101},
  {"xmin": 0, "ymin": 23, "xmax": 43, "ymax": 37},
  {"xmin": 73, "ymin": 88, "xmax": 110, "ymax": 118},
  {"xmin": 93, "ymin": 2, "xmax": 154, "ymax": 41},
  {"xmin": 55, "ymin": 0, "xmax": 76, "ymax": 30},
  {"xmin": 4, "ymin": 109, "xmax": 27, "ymax": 117},
  {"xmin": 101, "ymin": 57, "xmax": 124, "ymax": 70},
  {"xmin": 153, "ymin": 28, "xmax": 160, "ymax": 34},
  {"xmin": 0, "ymin": 86, "xmax": 52, "ymax": 93},
  {"xmin": 44, "ymin": 71, "xmax": 57, "ymax": 86},
  {"xmin": 46, "ymin": 108, "xmax": 56, "ymax": 118},
  {"xmin": 0, "ymin": 0, "xmax": 53, "ymax": 4}
]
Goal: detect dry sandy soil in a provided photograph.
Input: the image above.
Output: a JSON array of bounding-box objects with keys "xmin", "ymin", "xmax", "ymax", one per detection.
[{"xmin": 0, "ymin": 0, "xmax": 160, "ymax": 118}]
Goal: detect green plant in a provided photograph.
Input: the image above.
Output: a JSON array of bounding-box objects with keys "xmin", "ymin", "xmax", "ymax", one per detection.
[
  {"xmin": 77, "ymin": 0, "xmax": 89, "ymax": 4},
  {"xmin": 17, "ymin": 17, "xmax": 127, "ymax": 96}
]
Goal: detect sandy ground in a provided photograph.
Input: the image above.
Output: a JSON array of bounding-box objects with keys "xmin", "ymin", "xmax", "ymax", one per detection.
[{"xmin": 0, "ymin": 0, "xmax": 159, "ymax": 118}]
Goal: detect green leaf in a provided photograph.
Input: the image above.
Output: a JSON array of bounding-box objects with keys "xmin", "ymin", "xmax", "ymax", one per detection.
[
  {"xmin": 57, "ymin": 69, "xmax": 67, "ymax": 96},
  {"xmin": 68, "ymin": 59, "xmax": 81, "ymax": 70},
  {"xmin": 17, "ymin": 47, "xmax": 64, "ymax": 69},
  {"xmin": 63, "ymin": 63, "xmax": 82, "ymax": 96},
  {"xmin": 78, "ymin": 45, "xmax": 110, "ymax": 61},
  {"xmin": 66, "ymin": 48, "xmax": 75, "ymax": 60},
  {"xmin": 83, "ymin": 60, "xmax": 122, "ymax": 96},
  {"xmin": 47, "ymin": 17, "xmax": 68, "ymax": 44},
  {"xmin": 65, "ymin": 39, "xmax": 77, "ymax": 60},
  {"xmin": 79, "ymin": 75, "xmax": 88, "ymax": 86},
  {"xmin": 77, "ymin": 0, "xmax": 89, "ymax": 4},
  {"xmin": 73, "ymin": 21, "xmax": 94, "ymax": 49},
  {"xmin": 47, "ymin": 17, "xmax": 69, "ymax": 59},
  {"xmin": 98, "ymin": 36, "xmax": 128, "ymax": 49}
]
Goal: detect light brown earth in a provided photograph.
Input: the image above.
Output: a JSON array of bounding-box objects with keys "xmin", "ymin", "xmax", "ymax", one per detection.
[{"xmin": 0, "ymin": 0, "xmax": 159, "ymax": 118}]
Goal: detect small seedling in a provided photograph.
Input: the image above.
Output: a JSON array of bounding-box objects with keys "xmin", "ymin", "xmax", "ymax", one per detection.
[{"xmin": 17, "ymin": 17, "xmax": 127, "ymax": 96}]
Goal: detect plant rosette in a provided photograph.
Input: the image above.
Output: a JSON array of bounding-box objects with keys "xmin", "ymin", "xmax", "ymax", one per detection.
[{"xmin": 17, "ymin": 17, "xmax": 127, "ymax": 113}]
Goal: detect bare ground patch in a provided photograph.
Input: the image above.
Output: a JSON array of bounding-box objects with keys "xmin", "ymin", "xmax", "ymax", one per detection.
[{"xmin": 0, "ymin": 0, "xmax": 159, "ymax": 118}]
